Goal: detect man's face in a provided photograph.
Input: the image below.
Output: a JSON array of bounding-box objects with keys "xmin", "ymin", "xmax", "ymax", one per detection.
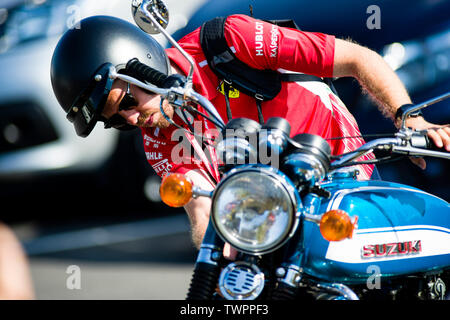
[{"xmin": 101, "ymin": 79, "xmax": 174, "ymax": 129}]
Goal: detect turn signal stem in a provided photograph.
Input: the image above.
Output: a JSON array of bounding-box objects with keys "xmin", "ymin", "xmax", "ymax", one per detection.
[{"xmin": 192, "ymin": 186, "xmax": 213, "ymax": 199}]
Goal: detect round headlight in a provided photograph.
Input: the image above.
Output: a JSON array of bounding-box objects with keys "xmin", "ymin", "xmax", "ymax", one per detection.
[{"xmin": 211, "ymin": 167, "xmax": 298, "ymax": 254}]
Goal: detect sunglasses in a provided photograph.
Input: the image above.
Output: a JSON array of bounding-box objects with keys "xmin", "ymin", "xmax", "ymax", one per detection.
[{"xmin": 102, "ymin": 82, "xmax": 139, "ymax": 130}]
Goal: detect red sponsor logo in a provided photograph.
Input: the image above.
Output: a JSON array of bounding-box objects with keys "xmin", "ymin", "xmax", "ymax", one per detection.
[{"xmin": 362, "ymin": 240, "xmax": 422, "ymax": 258}]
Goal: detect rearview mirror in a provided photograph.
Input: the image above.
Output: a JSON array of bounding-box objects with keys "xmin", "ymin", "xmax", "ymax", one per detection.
[{"xmin": 131, "ymin": 0, "xmax": 169, "ymax": 34}]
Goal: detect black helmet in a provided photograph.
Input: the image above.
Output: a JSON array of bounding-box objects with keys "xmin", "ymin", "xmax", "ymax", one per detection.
[{"xmin": 50, "ymin": 15, "xmax": 170, "ymax": 137}]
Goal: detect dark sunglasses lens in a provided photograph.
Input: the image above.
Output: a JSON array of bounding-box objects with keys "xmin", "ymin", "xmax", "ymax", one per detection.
[{"xmin": 118, "ymin": 93, "xmax": 137, "ymax": 111}]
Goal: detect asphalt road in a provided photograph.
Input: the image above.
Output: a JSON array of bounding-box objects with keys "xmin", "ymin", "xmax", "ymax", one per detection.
[
  {"xmin": 29, "ymin": 259, "xmax": 194, "ymax": 300},
  {"xmin": 12, "ymin": 214, "xmax": 198, "ymax": 300}
]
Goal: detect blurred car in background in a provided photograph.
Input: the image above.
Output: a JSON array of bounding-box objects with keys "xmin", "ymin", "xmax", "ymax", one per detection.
[
  {"xmin": 0, "ymin": 0, "xmax": 206, "ymax": 221},
  {"xmin": 173, "ymin": 0, "xmax": 450, "ymax": 200}
]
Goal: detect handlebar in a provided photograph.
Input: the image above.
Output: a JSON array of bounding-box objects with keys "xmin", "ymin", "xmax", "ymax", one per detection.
[
  {"xmin": 392, "ymin": 130, "xmax": 450, "ymax": 160},
  {"xmin": 330, "ymin": 137, "xmax": 400, "ymax": 168},
  {"xmin": 330, "ymin": 129, "xmax": 450, "ymax": 170},
  {"xmin": 125, "ymin": 58, "xmax": 169, "ymax": 87}
]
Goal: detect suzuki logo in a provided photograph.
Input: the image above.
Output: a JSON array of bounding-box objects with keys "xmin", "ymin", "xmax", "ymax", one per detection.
[{"xmin": 362, "ymin": 240, "xmax": 422, "ymax": 258}]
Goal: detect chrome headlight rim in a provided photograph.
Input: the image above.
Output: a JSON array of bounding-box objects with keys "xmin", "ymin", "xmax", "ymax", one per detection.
[{"xmin": 211, "ymin": 165, "xmax": 300, "ymax": 255}]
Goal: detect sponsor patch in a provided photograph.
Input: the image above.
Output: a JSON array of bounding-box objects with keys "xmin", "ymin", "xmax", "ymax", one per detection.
[
  {"xmin": 218, "ymin": 82, "xmax": 240, "ymax": 98},
  {"xmin": 151, "ymin": 158, "xmax": 173, "ymax": 176}
]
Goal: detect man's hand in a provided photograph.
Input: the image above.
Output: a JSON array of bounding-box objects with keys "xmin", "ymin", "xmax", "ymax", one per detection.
[{"xmin": 400, "ymin": 117, "xmax": 450, "ymax": 169}]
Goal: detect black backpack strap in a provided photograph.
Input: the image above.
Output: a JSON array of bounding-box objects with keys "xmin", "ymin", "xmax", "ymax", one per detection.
[
  {"xmin": 255, "ymin": 97, "xmax": 265, "ymax": 124},
  {"xmin": 279, "ymin": 73, "xmax": 324, "ymax": 82},
  {"xmin": 200, "ymin": 17, "xmax": 231, "ymax": 69},
  {"xmin": 200, "ymin": 17, "xmax": 282, "ymax": 102},
  {"xmin": 222, "ymin": 80, "xmax": 233, "ymax": 121},
  {"xmin": 265, "ymin": 19, "xmax": 301, "ymax": 30}
]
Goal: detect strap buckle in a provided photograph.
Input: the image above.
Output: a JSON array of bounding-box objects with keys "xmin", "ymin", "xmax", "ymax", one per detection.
[{"xmin": 255, "ymin": 93, "xmax": 264, "ymax": 101}]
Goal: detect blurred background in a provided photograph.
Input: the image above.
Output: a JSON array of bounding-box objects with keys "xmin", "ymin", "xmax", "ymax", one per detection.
[{"xmin": 0, "ymin": 0, "xmax": 448, "ymax": 299}]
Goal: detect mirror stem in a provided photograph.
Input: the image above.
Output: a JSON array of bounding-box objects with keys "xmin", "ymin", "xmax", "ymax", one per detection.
[
  {"xmin": 401, "ymin": 91, "xmax": 450, "ymax": 130},
  {"xmin": 139, "ymin": 3, "xmax": 195, "ymax": 90}
]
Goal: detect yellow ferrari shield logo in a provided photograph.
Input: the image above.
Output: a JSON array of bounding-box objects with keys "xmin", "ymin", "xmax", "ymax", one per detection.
[{"xmin": 219, "ymin": 82, "xmax": 240, "ymax": 98}]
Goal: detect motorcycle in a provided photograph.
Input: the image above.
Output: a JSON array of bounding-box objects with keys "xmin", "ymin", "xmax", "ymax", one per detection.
[{"xmin": 125, "ymin": 0, "xmax": 450, "ymax": 300}]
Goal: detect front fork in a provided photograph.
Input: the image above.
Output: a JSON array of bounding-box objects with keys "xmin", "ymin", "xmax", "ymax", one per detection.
[{"xmin": 269, "ymin": 194, "xmax": 314, "ymax": 300}]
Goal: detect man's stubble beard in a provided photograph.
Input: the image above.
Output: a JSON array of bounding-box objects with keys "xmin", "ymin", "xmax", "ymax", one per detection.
[{"xmin": 137, "ymin": 100, "xmax": 174, "ymax": 129}]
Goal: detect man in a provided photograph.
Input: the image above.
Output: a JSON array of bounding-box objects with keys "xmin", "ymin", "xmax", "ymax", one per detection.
[{"xmin": 51, "ymin": 15, "xmax": 449, "ymax": 251}]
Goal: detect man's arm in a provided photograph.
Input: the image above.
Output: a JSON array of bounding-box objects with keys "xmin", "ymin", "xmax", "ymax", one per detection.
[
  {"xmin": 182, "ymin": 169, "xmax": 237, "ymax": 260},
  {"xmin": 183, "ymin": 169, "xmax": 214, "ymax": 249},
  {"xmin": 333, "ymin": 38, "xmax": 450, "ymax": 163},
  {"xmin": 333, "ymin": 38, "xmax": 412, "ymax": 118}
]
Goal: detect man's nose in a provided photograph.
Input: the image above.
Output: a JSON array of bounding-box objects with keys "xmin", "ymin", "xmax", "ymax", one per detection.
[{"xmin": 119, "ymin": 109, "xmax": 140, "ymax": 126}]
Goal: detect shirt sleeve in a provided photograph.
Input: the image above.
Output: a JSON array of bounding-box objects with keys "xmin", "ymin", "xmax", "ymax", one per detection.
[{"xmin": 223, "ymin": 14, "xmax": 335, "ymax": 78}]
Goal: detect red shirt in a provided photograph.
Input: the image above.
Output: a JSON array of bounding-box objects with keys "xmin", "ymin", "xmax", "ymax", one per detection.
[{"xmin": 142, "ymin": 14, "xmax": 374, "ymax": 181}]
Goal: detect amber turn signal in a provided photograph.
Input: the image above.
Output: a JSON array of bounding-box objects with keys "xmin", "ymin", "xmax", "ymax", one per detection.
[
  {"xmin": 319, "ymin": 209, "xmax": 357, "ymax": 241},
  {"xmin": 159, "ymin": 173, "xmax": 193, "ymax": 207}
]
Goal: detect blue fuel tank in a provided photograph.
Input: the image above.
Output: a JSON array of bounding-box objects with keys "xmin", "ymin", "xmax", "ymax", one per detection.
[{"xmin": 300, "ymin": 175, "xmax": 450, "ymax": 284}]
